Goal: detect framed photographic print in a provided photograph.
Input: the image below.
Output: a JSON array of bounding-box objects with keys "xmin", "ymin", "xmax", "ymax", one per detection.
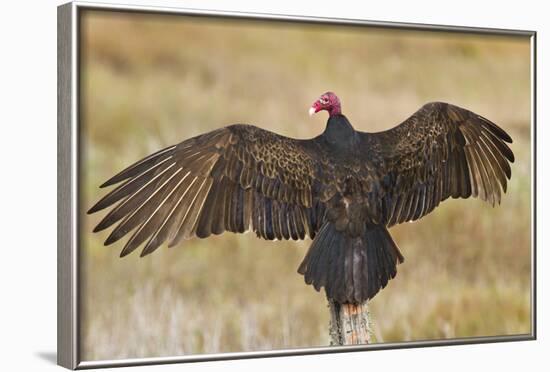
[{"xmin": 57, "ymin": 1, "xmax": 536, "ymax": 369}]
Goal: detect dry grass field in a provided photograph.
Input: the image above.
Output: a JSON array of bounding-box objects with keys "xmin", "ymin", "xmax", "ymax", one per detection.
[{"xmin": 79, "ymin": 10, "xmax": 532, "ymax": 361}]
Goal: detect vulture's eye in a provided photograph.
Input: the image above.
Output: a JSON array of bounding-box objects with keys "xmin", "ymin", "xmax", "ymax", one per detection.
[{"xmin": 320, "ymin": 97, "xmax": 328, "ymax": 104}]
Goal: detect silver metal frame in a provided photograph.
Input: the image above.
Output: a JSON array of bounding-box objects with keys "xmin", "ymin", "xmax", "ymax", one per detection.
[{"xmin": 57, "ymin": 1, "xmax": 537, "ymax": 369}]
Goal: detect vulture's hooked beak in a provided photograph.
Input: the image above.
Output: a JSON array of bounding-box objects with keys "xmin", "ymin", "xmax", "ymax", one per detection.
[{"xmin": 309, "ymin": 101, "xmax": 321, "ymax": 116}]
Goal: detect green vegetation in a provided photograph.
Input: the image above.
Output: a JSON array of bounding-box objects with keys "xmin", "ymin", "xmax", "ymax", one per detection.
[{"xmin": 80, "ymin": 10, "xmax": 532, "ymax": 360}]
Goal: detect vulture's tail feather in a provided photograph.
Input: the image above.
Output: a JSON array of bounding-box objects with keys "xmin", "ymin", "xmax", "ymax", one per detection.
[{"xmin": 298, "ymin": 223, "xmax": 404, "ymax": 304}]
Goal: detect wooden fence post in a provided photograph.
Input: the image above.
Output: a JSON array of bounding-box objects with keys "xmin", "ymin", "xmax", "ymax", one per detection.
[{"xmin": 328, "ymin": 298, "xmax": 371, "ymax": 345}]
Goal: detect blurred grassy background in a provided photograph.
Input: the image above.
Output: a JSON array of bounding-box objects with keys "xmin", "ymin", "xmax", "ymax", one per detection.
[{"xmin": 79, "ymin": 10, "xmax": 532, "ymax": 361}]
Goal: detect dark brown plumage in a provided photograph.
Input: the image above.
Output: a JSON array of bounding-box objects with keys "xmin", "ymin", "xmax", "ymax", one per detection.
[{"xmin": 88, "ymin": 92, "xmax": 514, "ymax": 304}]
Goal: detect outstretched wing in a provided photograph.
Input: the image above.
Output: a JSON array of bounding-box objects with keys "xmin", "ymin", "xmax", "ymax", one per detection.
[
  {"xmin": 88, "ymin": 124, "xmax": 327, "ymax": 257},
  {"xmin": 362, "ymin": 102, "xmax": 514, "ymax": 227}
]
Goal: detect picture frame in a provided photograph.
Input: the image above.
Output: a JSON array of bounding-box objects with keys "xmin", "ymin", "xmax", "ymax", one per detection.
[{"xmin": 57, "ymin": 1, "xmax": 537, "ymax": 369}]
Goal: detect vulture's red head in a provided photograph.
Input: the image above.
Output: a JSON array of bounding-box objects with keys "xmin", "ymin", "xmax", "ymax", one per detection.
[{"xmin": 309, "ymin": 92, "xmax": 342, "ymax": 117}]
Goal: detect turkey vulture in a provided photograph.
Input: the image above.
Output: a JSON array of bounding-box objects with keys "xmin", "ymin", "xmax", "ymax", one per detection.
[{"xmin": 88, "ymin": 92, "xmax": 514, "ymax": 304}]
